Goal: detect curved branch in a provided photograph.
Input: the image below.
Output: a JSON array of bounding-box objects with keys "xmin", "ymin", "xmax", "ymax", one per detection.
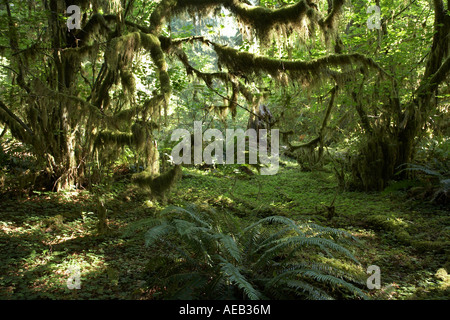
[
  {"xmin": 149, "ymin": 0, "xmax": 327, "ymax": 41},
  {"xmin": 417, "ymin": 55, "xmax": 450, "ymax": 99},
  {"xmin": 415, "ymin": 0, "xmax": 450, "ymax": 108},
  {"xmin": 76, "ymin": 13, "xmax": 112, "ymax": 46},
  {"xmin": 320, "ymin": 0, "xmax": 345, "ymax": 30},
  {"xmin": 0, "ymin": 100, "xmax": 34, "ymax": 137},
  {"xmin": 288, "ymin": 86, "xmax": 338, "ymax": 152},
  {"xmin": 211, "ymin": 42, "xmax": 391, "ymax": 83}
]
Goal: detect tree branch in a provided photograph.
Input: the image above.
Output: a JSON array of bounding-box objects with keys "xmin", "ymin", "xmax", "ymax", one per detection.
[
  {"xmin": 417, "ymin": 55, "xmax": 450, "ymax": 98},
  {"xmin": 210, "ymin": 41, "xmax": 392, "ymax": 83},
  {"xmin": 320, "ymin": 0, "xmax": 345, "ymax": 30},
  {"xmin": 149, "ymin": 0, "xmax": 322, "ymax": 40},
  {"xmin": 0, "ymin": 102, "xmax": 35, "ymax": 147}
]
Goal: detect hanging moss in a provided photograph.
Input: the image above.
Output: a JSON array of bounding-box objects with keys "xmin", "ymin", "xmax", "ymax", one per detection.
[
  {"xmin": 155, "ymin": 0, "xmax": 326, "ymax": 46},
  {"xmin": 228, "ymin": 83, "xmax": 239, "ymax": 118},
  {"xmin": 212, "ymin": 43, "xmax": 388, "ymax": 87},
  {"xmin": 64, "ymin": 44, "xmax": 100, "ymax": 62},
  {"xmin": 131, "ymin": 122, "xmax": 146, "ymax": 151},
  {"xmin": 234, "ymin": 0, "xmax": 320, "ymax": 46},
  {"xmin": 97, "ymin": 31, "xmax": 173, "ymax": 119},
  {"xmin": 133, "ymin": 165, "xmax": 182, "ymax": 199},
  {"xmin": 119, "ymin": 70, "xmax": 136, "ymax": 98},
  {"xmin": 149, "ymin": 0, "xmax": 179, "ymax": 34},
  {"xmin": 77, "ymin": 13, "xmax": 112, "ymax": 45},
  {"xmin": 140, "ymin": 32, "xmax": 172, "ymax": 102},
  {"xmin": 209, "ymin": 105, "xmax": 230, "ymax": 121},
  {"xmin": 106, "ymin": 32, "xmax": 141, "ymax": 72},
  {"xmin": 319, "ymin": 0, "xmax": 345, "ymax": 45},
  {"xmin": 93, "ymin": 130, "xmax": 133, "ymax": 150},
  {"xmin": 147, "ymin": 0, "xmax": 350, "ymax": 49},
  {"xmin": 350, "ymin": 129, "xmax": 399, "ymax": 191}
]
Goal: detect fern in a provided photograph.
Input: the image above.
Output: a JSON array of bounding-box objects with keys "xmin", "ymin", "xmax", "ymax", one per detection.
[
  {"xmin": 219, "ymin": 261, "xmax": 261, "ymax": 300},
  {"xmin": 215, "ymin": 234, "xmax": 241, "ymax": 263},
  {"xmin": 144, "ymin": 221, "xmax": 173, "ymax": 246},
  {"xmin": 397, "ymin": 163, "xmax": 444, "ymax": 177},
  {"xmin": 121, "ymin": 217, "xmax": 162, "ymax": 238},
  {"xmin": 396, "ymin": 162, "xmax": 449, "ymax": 204},
  {"xmin": 243, "ymin": 215, "xmax": 305, "ymax": 236},
  {"xmin": 141, "ymin": 205, "xmax": 367, "ymax": 300},
  {"xmin": 161, "ymin": 204, "xmax": 211, "ymax": 227},
  {"xmin": 282, "ymin": 279, "xmax": 334, "ymax": 300}
]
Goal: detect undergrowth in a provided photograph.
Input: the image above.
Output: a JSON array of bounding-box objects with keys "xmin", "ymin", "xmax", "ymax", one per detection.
[
  {"xmin": 0, "ymin": 159, "xmax": 448, "ymax": 300},
  {"xmin": 125, "ymin": 204, "xmax": 367, "ymax": 300}
]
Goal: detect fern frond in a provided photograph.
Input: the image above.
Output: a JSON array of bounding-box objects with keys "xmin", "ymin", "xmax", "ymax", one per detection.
[
  {"xmin": 158, "ymin": 238, "xmax": 202, "ymax": 269},
  {"xmin": 303, "ymin": 222, "xmax": 359, "ymax": 242},
  {"xmin": 439, "ymin": 179, "xmax": 450, "ymax": 191},
  {"xmin": 255, "ymin": 236, "xmax": 358, "ymax": 267},
  {"xmin": 215, "ymin": 234, "xmax": 241, "ymax": 263},
  {"xmin": 282, "ymin": 261, "xmax": 365, "ymax": 286},
  {"xmin": 396, "ymin": 163, "xmax": 444, "ymax": 177},
  {"xmin": 243, "ymin": 216, "xmax": 305, "ymax": 236},
  {"xmin": 254, "ymin": 226, "xmax": 293, "ymax": 252},
  {"xmin": 172, "ymin": 218, "xmax": 212, "ymax": 239},
  {"xmin": 161, "ymin": 205, "xmax": 211, "ymax": 227},
  {"xmin": 122, "ymin": 217, "xmax": 162, "ymax": 238},
  {"xmin": 220, "ymin": 261, "xmax": 261, "ymax": 300},
  {"xmin": 145, "ymin": 221, "xmax": 173, "ymax": 246},
  {"xmin": 300, "ymin": 270, "xmax": 368, "ymax": 299},
  {"xmin": 281, "ymin": 279, "xmax": 334, "ymax": 300}
]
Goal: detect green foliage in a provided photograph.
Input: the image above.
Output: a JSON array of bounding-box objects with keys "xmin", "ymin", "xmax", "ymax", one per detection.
[
  {"xmin": 141, "ymin": 204, "xmax": 367, "ymax": 300},
  {"xmin": 1, "ymin": 163, "xmax": 449, "ymax": 300},
  {"xmin": 396, "ymin": 161, "xmax": 449, "ymax": 204}
]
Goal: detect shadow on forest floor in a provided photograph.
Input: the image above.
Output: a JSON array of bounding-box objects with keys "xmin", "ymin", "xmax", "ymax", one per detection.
[{"xmin": 0, "ymin": 160, "xmax": 449, "ymax": 299}]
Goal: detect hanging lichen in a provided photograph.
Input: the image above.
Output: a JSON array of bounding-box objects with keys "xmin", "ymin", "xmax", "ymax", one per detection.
[
  {"xmin": 211, "ymin": 42, "xmax": 389, "ymax": 88},
  {"xmin": 156, "ymin": 0, "xmax": 328, "ymax": 47},
  {"xmin": 132, "ymin": 164, "xmax": 182, "ymax": 200}
]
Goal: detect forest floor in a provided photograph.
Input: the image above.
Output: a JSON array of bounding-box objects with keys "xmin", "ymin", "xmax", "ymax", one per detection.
[{"xmin": 0, "ymin": 159, "xmax": 449, "ymax": 300}]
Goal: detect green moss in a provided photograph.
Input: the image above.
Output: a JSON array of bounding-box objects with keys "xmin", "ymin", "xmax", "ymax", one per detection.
[
  {"xmin": 213, "ymin": 43, "xmax": 386, "ymax": 87},
  {"xmin": 363, "ymin": 214, "xmax": 412, "ymax": 244},
  {"xmin": 94, "ymin": 131, "xmax": 133, "ymax": 150},
  {"xmin": 133, "ymin": 165, "xmax": 182, "ymax": 201},
  {"xmin": 411, "ymin": 240, "xmax": 449, "ymax": 253}
]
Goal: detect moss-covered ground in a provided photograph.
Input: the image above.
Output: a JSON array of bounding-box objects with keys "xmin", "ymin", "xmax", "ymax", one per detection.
[{"xmin": 0, "ymin": 159, "xmax": 448, "ymax": 299}]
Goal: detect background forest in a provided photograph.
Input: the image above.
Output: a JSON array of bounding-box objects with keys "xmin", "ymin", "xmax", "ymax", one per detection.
[{"xmin": 0, "ymin": 0, "xmax": 449, "ymax": 300}]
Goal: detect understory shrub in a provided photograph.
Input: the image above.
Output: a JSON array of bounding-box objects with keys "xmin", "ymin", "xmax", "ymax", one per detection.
[{"xmin": 137, "ymin": 204, "xmax": 367, "ymax": 300}]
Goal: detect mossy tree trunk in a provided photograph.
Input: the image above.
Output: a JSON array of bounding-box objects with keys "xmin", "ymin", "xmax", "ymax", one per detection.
[
  {"xmin": 1, "ymin": 0, "xmax": 448, "ymax": 193},
  {"xmin": 0, "ymin": 0, "xmax": 165, "ymax": 191},
  {"xmin": 351, "ymin": 0, "xmax": 450, "ymax": 190},
  {"xmin": 49, "ymin": 0, "xmax": 78, "ymax": 190}
]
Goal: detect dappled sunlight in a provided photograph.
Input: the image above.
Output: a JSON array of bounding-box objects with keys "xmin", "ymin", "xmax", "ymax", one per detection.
[
  {"xmin": 1, "ymin": 160, "xmax": 449, "ymax": 299},
  {"xmin": 0, "ymin": 0, "xmax": 448, "ymax": 302}
]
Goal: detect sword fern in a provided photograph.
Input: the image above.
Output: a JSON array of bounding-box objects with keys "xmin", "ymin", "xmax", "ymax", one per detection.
[{"xmin": 139, "ymin": 204, "xmax": 367, "ymax": 300}]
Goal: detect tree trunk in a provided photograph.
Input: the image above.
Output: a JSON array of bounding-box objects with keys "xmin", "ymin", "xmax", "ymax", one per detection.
[{"xmin": 351, "ymin": 0, "xmax": 449, "ymax": 191}]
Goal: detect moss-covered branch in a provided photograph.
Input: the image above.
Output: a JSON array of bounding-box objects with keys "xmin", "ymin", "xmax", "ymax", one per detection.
[
  {"xmin": 149, "ymin": 0, "xmax": 339, "ymax": 44},
  {"xmin": 92, "ymin": 31, "xmax": 171, "ymax": 115},
  {"xmin": 77, "ymin": 13, "xmax": 112, "ymax": 46},
  {"xmin": 288, "ymin": 86, "xmax": 337, "ymax": 153},
  {"xmin": 0, "ymin": 100, "xmax": 35, "ymax": 145},
  {"xmin": 162, "ymin": 36, "xmax": 267, "ymax": 119},
  {"xmin": 211, "ymin": 42, "xmax": 390, "ymax": 85},
  {"xmin": 320, "ymin": 0, "xmax": 345, "ymax": 30}
]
